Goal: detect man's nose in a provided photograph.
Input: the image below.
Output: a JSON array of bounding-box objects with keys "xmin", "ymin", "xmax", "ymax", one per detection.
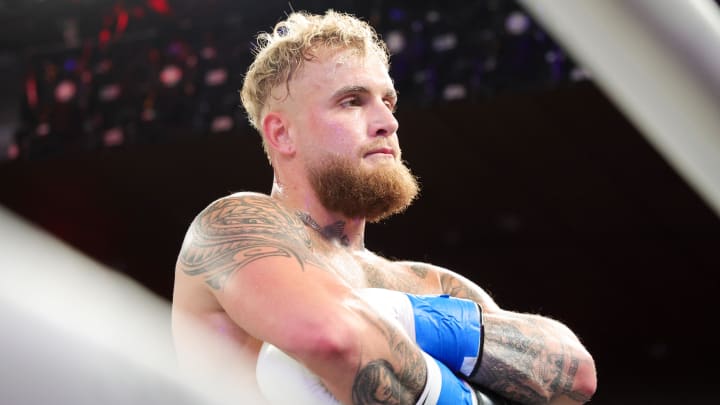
[{"xmin": 370, "ymin": 101, "xmax": 399, "ymax": 137}]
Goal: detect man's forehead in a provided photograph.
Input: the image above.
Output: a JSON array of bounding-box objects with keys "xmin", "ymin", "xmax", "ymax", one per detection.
[
  {"xmin": 309, "ymin": 51, "xmax": 393, "ymax": 90},
  {"xmin": 269, "ymin": 47, "xmax": 394, "ymax": 107}
]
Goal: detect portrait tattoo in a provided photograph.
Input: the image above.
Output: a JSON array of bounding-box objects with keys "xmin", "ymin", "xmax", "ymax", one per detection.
[{"xmin": 352, "ymin": 307, "xmax": 426, "ymax": 404}]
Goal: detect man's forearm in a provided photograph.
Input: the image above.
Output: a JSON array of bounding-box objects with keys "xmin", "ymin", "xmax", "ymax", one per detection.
[
  {"xmin": 349, "ymin": 327, "xmax": 427, "ymax": 404},
  {"xmin": 471, "ymin": 312, "xmax": 595, "ymax": 404},
  {"xmin": 437, "ymin": 270, "xmax": 596, "ymax": 403}
]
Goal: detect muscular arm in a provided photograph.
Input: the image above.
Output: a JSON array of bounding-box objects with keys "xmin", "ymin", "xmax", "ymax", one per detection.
[
  {"xmin": 441, "ymin": 267, "xmax": 596, "ymax": 404},
  {"xmin": 176, "ymin": 194, "xmax": 427, "ymax": 405},
  {"xmin": 398, "ymin": 262, "xmax": 597, "ymax": 404}
]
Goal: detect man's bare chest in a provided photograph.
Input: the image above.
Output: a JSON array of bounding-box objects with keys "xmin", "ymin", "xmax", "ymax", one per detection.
[
  {"xmin": 319, "ymin": 251, "xmax": 383, "ymax": 288},
  {"xmin": 319, "ymin": 251, "xmax": 434, "ymax": 294}
]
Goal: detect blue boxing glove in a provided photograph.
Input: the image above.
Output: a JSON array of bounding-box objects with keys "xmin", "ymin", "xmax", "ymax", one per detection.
[
  {"xmin": 419, "ymin": 351, "xmax": 477, "ymax": 405},
  {"xmin": 356, "ymin": 288, "xmax": 484, "ymax": 379},
  {"xmin": 406, "ymin": 294, "xmax": 484, "ymax": 378}
]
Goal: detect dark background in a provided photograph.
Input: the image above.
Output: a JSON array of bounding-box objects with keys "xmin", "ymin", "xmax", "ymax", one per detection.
[{"xmin": 1, "ymin": 1, "xmax": 719, "ymax": 403}]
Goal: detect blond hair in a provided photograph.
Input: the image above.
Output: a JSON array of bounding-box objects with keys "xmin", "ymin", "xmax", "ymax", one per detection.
[{"xmin": 240, "ymin": 10, "xmax": 389, "ymax": 154}]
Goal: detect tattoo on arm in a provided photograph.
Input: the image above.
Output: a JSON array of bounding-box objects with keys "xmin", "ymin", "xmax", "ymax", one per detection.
[
  {"xmin": 478, "ymin": 317, "xmax": 586, "ymax": 404},
  {"xmin": 440, "ymin": 272, "xmax": 488, "ymax": 303},
  {"xmin": 352, "ymin": 309, "xmax": 426, "ymax": 405},
  {"xmin": 363, "ymin": 261, "xmax": 430, "ymax": 294},
  {"xmin": 409, "ymin": 264, "xmax": 429, "ymax": 279},
  {"xmin": 438, "ymin": 272, "xmax": 589, "ymax": 402},
  {"xmin": 177, "ymin": 195, "xmax": 323, "ymax": 290},
  {"xmin": 477, "ymin": 320, "xmax": 547, "ymax": 403},
  {"xmin": 353, "ymin": 359, "xmax": 416, "ymax": 405}
]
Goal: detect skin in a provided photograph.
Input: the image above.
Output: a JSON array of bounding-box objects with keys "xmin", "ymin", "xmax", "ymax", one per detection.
[{"xmin": 172, "ymin": 47, "xmax": 596, "ymax": 404}]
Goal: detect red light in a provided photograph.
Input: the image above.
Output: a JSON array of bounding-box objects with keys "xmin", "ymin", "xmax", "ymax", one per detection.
[
  {"xmin": 25, "ymin": 75, "xmax": 38, "ymax": 108},
  {"xmin": 116, "ymin": 10, "xmax": 129, "ymax": 34},
  {"xmin": 148, "ymin": 0, "xmax": 171, "ymax": 15},
  {"xmin": 99, "ymin": 29, "xmax": 111, "ymax": 46}
]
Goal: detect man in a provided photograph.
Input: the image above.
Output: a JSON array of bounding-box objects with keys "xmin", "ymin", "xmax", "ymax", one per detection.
[{"xmin": 172, "ymin": 10, "xmax": 596, "ymax": 405}]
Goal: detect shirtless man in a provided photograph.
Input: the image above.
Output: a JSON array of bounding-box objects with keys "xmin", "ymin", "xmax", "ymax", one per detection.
[{"xmin": 172, "ymin": 10, "xmax": 596, "ymax": 405}]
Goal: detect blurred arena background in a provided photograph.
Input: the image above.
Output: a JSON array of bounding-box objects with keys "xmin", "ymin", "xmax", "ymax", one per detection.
[{"xmin": 1, "ymin": 0, "xmax": 719, "ymax": 403}]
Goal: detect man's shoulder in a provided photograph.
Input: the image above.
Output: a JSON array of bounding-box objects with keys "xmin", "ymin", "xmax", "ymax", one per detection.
[
  {"xmin": 216, "ymin": 191, "xmax": 273, "ymax": 206},
  {"xmin": 225, "ymin": 191, "xmax": 271, "ymax": 200},
  {"xmin": 199, "ymin": 192, "xmax": 287, "ymax": 217},
  {"xmin": 178, "ymin": 192, "xmax": 315, "ymax": 288},
  {"xmin": 192, "ymin": 192, "xmax": 309, "ymax": 242}
]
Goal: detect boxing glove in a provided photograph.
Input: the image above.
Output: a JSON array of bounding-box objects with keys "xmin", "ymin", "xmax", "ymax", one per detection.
[{"xmin": 356, "ymin": 288, "xmax": 484, "ymax": 379}]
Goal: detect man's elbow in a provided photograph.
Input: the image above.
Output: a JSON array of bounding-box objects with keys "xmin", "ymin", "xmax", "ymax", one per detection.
[
  {"xmin": 570, "ymin": 350, "xmax": 597, "ymax": 403},
  {"xmin": 284, "ymin": 316, "xmax": 363, "ymax": 368}
]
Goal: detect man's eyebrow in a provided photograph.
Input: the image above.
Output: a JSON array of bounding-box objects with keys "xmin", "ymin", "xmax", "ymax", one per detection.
[{"xmin": 331, "ymin": 85, "xmax": 398, "ymax": 100}]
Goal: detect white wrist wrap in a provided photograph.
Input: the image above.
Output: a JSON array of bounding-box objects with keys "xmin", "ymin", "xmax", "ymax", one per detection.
[
  {"xmin": 356, "ymin": 288, "xmax": 416, "ymax": 341},
  {"xmin": 416, "ymin": 352, "xmax": 442, "ymax": 405}
]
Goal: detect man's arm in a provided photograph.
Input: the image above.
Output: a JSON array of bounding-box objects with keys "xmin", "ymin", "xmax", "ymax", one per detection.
[
  {"xmin": 399, "ymin": 262, "xmax": 597, "ymax": 404},
  {"xmin": 176, "ymin": 194, "xmax": 429, "ymax": 404}
]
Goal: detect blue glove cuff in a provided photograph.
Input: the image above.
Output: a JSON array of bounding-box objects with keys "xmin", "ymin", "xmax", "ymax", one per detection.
[
  {"xmin": 406, "ymin": 294, "xmax": 482, "ymax": 376},
  {"xmin": 422, "ymin": 353, "xmax": 475, "ymax": 405}
]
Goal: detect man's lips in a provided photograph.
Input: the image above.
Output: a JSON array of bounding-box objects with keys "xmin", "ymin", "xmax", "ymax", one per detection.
[{"xmin": 364, "ymin": 147, "xmax": 395, "ymax": 158}]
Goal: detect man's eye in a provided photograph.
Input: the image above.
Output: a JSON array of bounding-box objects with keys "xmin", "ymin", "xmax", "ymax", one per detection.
[{"xmin": 340, "ymin": 96, "xmax": 361, "ymax": 107}]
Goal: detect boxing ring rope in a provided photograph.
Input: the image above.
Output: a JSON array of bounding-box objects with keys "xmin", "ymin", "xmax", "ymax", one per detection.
[
  {"xmin": 517, "ymin": 0, "xmax": 720, "ymax": 219},
  {"xmin": 0, "ymin": 205, "xmax": 262, "ymax": 404}
]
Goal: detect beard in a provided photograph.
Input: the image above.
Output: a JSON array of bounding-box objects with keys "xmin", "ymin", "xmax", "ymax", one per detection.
[{"xmin": 307, "ymin": 154, "xmax": 420, "ymax": 223}]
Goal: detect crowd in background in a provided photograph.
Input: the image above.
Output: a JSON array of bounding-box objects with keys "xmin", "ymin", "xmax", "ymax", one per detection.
[{"xmin": 3, "ymin": 0, "xmax": 585, "ymax": 162}]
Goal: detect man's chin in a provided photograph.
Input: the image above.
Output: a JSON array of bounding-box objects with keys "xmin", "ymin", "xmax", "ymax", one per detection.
[{"xmin": 308, "ymin": 156, "xmax": 419, "ymax": 222}]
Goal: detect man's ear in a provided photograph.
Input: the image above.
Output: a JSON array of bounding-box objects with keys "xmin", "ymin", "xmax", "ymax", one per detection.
[{"xmin": 262, "ymin": 112, "xmax": 295, "ymax": 156}]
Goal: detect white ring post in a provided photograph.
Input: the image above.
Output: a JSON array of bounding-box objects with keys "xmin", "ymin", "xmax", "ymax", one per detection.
[{"xmin": 517, "ymin": 0, "xmax": 720, "ymax": 218}]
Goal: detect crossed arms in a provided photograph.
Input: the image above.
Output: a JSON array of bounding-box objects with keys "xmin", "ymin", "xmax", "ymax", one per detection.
[{"xmin": 176, "ymin": 193, "xmax": 596, "ymax": 404}]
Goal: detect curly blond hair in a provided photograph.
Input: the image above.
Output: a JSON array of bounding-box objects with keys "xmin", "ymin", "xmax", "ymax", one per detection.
[{"xmin": 240, "ymin": 10, "xmax": 389, "ymax": 154}]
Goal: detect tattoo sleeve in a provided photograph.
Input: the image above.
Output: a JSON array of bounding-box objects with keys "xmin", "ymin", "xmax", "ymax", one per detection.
[{"xmin": 177, "ymin": 195, "xmax": 323, "ymax": 290}]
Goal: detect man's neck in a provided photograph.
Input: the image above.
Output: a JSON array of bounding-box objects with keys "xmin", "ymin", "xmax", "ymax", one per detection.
[
  {"xmin": 270, "ymin": 180, "xmax": 367, "ymax": 249},
  {"xmin": 296, "ymin": 211, "xmax": 351, "ymax": 247}
]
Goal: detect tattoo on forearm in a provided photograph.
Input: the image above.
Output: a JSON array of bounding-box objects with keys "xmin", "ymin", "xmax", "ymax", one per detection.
[
  {"xmin": 352, "ymin": 308, "xmax": 426, "ymax": 404},
  {"xmin": 178, "ymin": 195, "xmax": 323, "ymax": 289},
  {"xmin": 478, "ymin": 318, "xmax": 583, "ymax": 404},
  {"xmin": 353, "ymin": 359, "xmax": 417, "ymax": 405},
  {"xmin": 425, "ymin": 271, "xmax": 589, "ymax": 402},
  {"xmin": 481, "ymin": 321, "xmax": 547, "ymax": 403}
]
